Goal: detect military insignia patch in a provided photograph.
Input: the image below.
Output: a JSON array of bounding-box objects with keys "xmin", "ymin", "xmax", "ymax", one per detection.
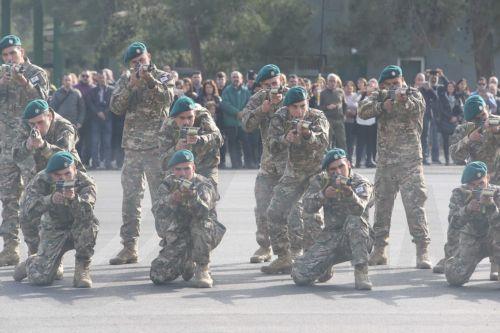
[
  {"xmin": 64, "ymin": 162, "xmax": 69, "ymax": 167},
  {"xmin": 136, "ymin": 49, "xmax": 141, "ymax": 54},
  {"xmin": 8, "ymin": 39, "xmax": 13, "ymax": 45},
  {"xmin": 391, "ymin": 71, "xmax": 395, "ymax": 76},
  {"xmin": 30, "ymin": 76, "xmax": 40, "ymax": 84},
  {"xmin": 477, "ymin": 172, "xmax": 482, "ymax": 177},
  {"xmin": 479, "ymin": 105, "xmax": 483, "ymax": 111},
  {"xmin": 355, "ymin": 185, "xmax": 367, "ymax": 196}
]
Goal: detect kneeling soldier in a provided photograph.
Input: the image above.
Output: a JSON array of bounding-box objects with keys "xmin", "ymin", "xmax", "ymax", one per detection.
[
  {"xmin": 445, "ymin": 161, "xmax": 500, "ymax": 287},
  {"xmin": 159, "ymin": 96, "xmax": 223, "ymax": 186},
  {"xmin": 13, "ymin": 151, "xmax": 98, "ymax": 288},
  {"xmin": 14, "ymin": 99, "xmax": 82, "ymax": 256},
  {"xmin": 292, "ymin": 148, "xmax": 374, "ymax": 290},
  {"xmin": 150, "ymin": 150, "xmax": 226, "ymax": 288}
]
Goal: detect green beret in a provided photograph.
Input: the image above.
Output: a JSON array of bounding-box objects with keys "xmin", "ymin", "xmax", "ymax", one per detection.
[
  {"xmin": 464, "ymin": 95, "xmax": 486, "ymax": 121},
  {"xmin": 255, "ymin": 64, "xmax": 280, "ymax": 85},
  {"xmin": 45, "ymin": 151, "xmax": 75, "ymax": 174},
  {"xmin": 0, "ymin": 34, "xmax": 21, "ymax": 51},
  {"xmin": 284, "ymin": 86, "xmax": 308, "ymax": 106},
  {"xmin": 170, "ymin": 96, "xmax": 196, "ymax": 118},
  {"xmin": 461, "ymin": 161, "xmax": 488, "ymax": 184},
  {"xmin": 322, "ymin": 148, "xmax": 347, "ymax": 169},
  {"xmin": 23, "ymin": 99, "xmax": 49, "ymax": 119},
  {"xmin": 167, "ymin": 149, "xmax": 194, "ymax": 169},
  {"xmin": 123, "ymin": 41, "xmax": 147, "ymax": 64},
  {"xmin": 378, "ymin": 65, "xmax": 402, "ymax": 83}
]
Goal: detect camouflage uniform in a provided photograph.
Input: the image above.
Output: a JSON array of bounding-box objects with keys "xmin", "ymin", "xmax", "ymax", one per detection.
[
  {"xmin": 292, "ymin": 172, "xmax": 373, "ymax": 285},
  {"xmin": 159, "ymin": 106, "xmax": 223, "ymax": 185},
  {"xmin": 22, "ymin": 170, "xmax": 98, "ymax": 286},
  {"xmin": 444, "ymin": 184, "xmax": 500, "ymax": 286},
  {"xmin": 450, "ymin": 115, "xmax": 500, "ymax": 184},
  {"xmin": 358, "ymin": 88, "xmax": 430, "ymax": 253},
  {"xmin": 110, "ymin": 69, "xmax": 173, "ymax": 247},
  {"xmin": 266, "ymin": 107, "xmax": 329, "ymax": 259},
  {"xmin": 436, "ymin": 116, "xmax": 500, "ymax": 274},
  {"xmin": 150, "ymin": 173, "xmax": 225, "ymax": 284},
  {"xmin": 13, "ymin": 111, "xmax": 81, "ymax": 254},
  {"xmin": 0, "ymin": 58, "xmax": 48, "ymax": 264}
]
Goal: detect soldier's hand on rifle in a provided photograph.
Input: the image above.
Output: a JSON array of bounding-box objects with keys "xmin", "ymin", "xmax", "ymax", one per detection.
[
  {"xmin": 27, "ymin": 130, "xmax": 44, "ymax": 150},
  {"xmin": 175, "ymin": 139, "xmax": 189, "ymax": 150},
  {"xmin": 383, "ymin": 99, "xmax": 393, "ymax": 113},
  {"xmin": 285, "ymin": 129, "xmax": 300, "ymax": 144},
  {"xmin": 262, "ymin": 100, "xmax": 272, "ymax": 113},
  {"xmin": 396, "ymin": 90, "xmax": 407, "ymax": 102},
  {"xmin": 128, "ymin": 70, "xmax": 139, "ymax": 88},
  {"xmin": 52, "ymin": 192, "xmax": 66, "ymax": 205},
  {"xmin": 63, "ymin": 188, "xmax": 76, "ymax": 201},
  {"xmin": 270, "ymin": 92, "xmax": 283, "ymax": 105},
  {"xmin": 139, "ymin": 65, "xmax": 153, "ymax": 82},
  {"xmin": 12, "ymin": 70, "xmax": 27, "ymax": 86},
  {"xmin": 299, "ymin": 122, "xmax": 311, "ymax": 138},
  {"xmin": 324, "ymin": 186, "xmax": 338, "ymax": 199},
  {"xmin": 170, "ymin": 190, "xmax": 183, "ymax": 205},
  {"xmin": 186, "ymin": 134, "xmax": 198, "ymax": 145},
  {"xmin": 469, "ymin": 128, "xmax": 482, "ymax": 142},
  {"xmin": 466, "ymin": 199, "xmax": 481, "ymax": 213}
]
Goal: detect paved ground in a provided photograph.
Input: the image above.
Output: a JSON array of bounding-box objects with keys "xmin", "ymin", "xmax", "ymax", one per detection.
[{"xmin": 0, "ymin": 166, "xmax": 499, "ymax": 332}]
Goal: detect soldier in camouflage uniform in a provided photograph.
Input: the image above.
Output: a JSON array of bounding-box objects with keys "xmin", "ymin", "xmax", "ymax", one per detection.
[
  {"xmin": 150, "ymin": 150, "xmax": 225, "ymax": 288},
  {"xmin": 261, "ymin": 87, "xmax": 329, "ymax": 274},
  {"xmin": 13, "ymin": 152, "xmax": 98, "ymax": 288},
  {"xmin": 159, "ymin": 96, "xmax": 223, "ymax": 186},
  {"xmin": 434, "ymin": 95, "xmax": 500, "ymax": 279},
  {"xmin": 0, "ymin": 35, "xmax": 49, "ymax": 266},
  {"xmin": 358, "ymin": 65, "xmax": 432, "ymax": 269},
  {"xmin": 241, "ymin": 64, "xmax": 322, "ymax": 263},
  {"xmin": 443, "ymin": 161, "xmax": 500, "ymax": 287},
  {"xmin": 109, "ymin": 42, "xmax": 173, "ymax": 265},
  {"xmin": 292, "ymin": 148, "xmax": 374, "ymax": 290},
  {"xmin": 12, "ymin": 99, "xmax": 81, "ymax": 256}
]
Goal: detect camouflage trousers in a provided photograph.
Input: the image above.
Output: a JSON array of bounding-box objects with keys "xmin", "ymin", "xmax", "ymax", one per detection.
[
  {"xmin": 26, "ymin": 215, "xmax": 99, "ymax": 286},
  {"xmin": 120, "ymin": 148, "xmax": 164, "ymax": 245},
  {"xmin": 445, "ymin": 232, "xmax": 493, "ymax": 286},
  {"xmin": 0, "ymin": 148, "xmax": 33, "ymax": 243},
  {"xmin": 150, "ymin": 212, "xmax": 226, "ymax": 284},
  {"xmin": 266, "ymin": 174, "xmax": 323, "ymax": 257},
  {"xmin": 327, "ymin": 117, "xmax": 346, "ymax": 150},
  {"xmin": 19, "ymin": 206, "xmax": 41, "ymax": 255},
  {"xmin": 373, "ymin": 163, "xmax": 430, "ymax": 247},
  {"xmin": 292, "ymin": 216, "xmax": 373, "ymax": 285},
  {"xmin": 255, "ymin": 172, "xmax": 322, "ymax": 251}
]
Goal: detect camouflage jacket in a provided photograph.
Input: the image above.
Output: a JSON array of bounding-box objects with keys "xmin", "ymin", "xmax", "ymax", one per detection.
[
  {"xmin": 358, "ymin": 88, "xmax": 425, "ymax": 167},
  {"xmin": 0, "ymin": 58, "xmax": 49, "ymax": 151},
  {"xmin": 21, "ymin": 170, "xmax": 97, "ymax": 226},
  {"xmin": 153, "ymin": 173, "xmax": 218, "ymax": 234},
  {"xmin": 13, "ymin": 110, "xmax": 81, "ymax": 172},
  {"xmin": 449, "ymin": 115, "xmax": 500, "ymax": 182},
  {"xmin": 268, "ymin": 107, "xmax": 329, "ymax": 178},
  {"xmin": 159, "ymin": 107, "xmax": 223, "ymax": 172},
  {"xmin": 448, "ymin": 184, "xmax": 500, "ymax": 238},
  {"xmin": 303, "ymin": 171, "xmax": 373, "ymax": 229},
  {"xmin": 110, "ymin": 68, "xmax": 173, "ymax": 150},
  {"xmin": 240, "ymin": 89, "xmax": 287, "ymax": 176}
]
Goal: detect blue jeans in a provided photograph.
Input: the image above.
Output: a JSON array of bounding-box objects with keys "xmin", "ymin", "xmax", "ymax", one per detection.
[
  {"xmin": 90, "ymin": 117, "xmax": 112, "ymax": 167},
  {"xmin": 421, "ymin": 112, "xmax": 440, "ymax": 161}
]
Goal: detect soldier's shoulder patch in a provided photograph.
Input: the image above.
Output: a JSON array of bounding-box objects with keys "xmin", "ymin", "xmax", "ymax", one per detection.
[
  {"xmin": 354, "ymin": 184, "xmax": 368, "ymax": 196},
  {"xmin": 159, "ymin": 73, "xmax": 172, "ymax": 84},
  {"xmin": 30, "ymin": 75, "xmax": 40, "ymax": 84}
]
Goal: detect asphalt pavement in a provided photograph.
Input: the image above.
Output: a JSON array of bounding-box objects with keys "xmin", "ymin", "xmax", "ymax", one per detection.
[{"xmin": 0, "ymin": 166, "xmax": 499, "ymax": 333}]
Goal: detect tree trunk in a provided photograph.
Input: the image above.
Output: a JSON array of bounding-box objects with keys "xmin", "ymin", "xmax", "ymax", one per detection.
[
  {"xmin": 184, "ymin": 16, "xmax": 204, "ymax": 73},
  {"xmin": 469, "ymin": 0, "xmax": 495, "ymax": 79}
]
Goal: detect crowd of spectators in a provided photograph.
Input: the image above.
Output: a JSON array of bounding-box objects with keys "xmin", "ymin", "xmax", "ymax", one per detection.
[{"xmin": 48, "ymin": 66, "xmax": 500, "ymax": 170}]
